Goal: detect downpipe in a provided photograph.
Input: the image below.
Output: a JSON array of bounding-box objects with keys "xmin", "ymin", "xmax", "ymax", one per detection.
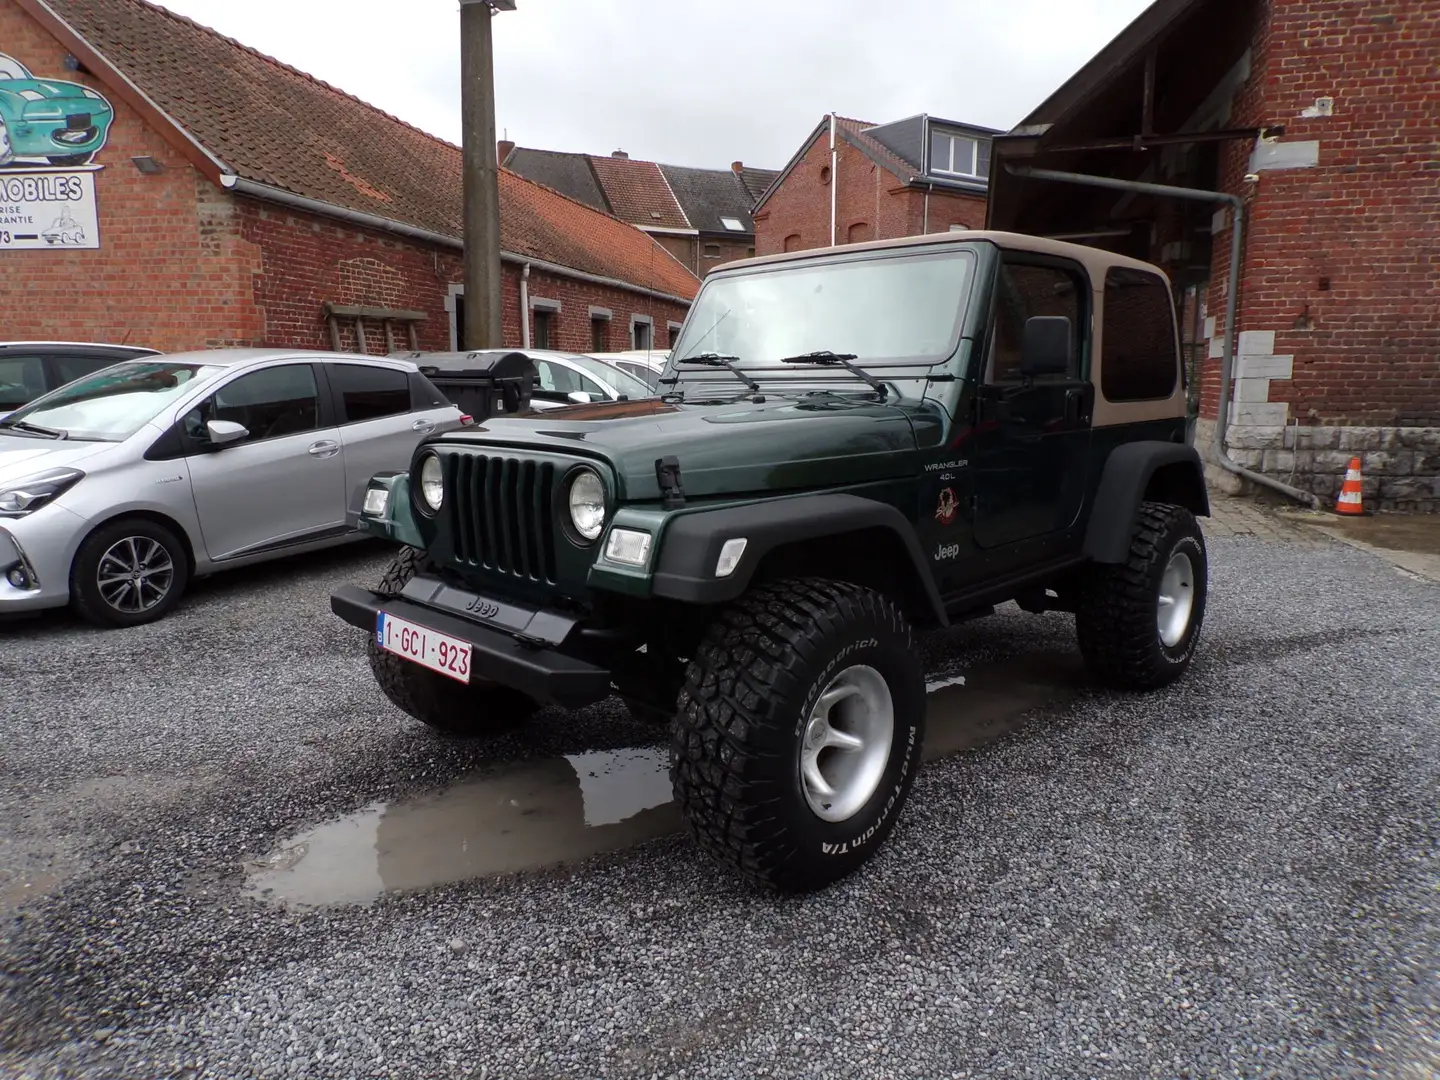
[
  {"xmin": 1005, "ymin": 164, "xmax": 1321, "ymax": 508},
  {"xmin": 520, "ymin": 262, "xmax": 531, "ymax": 349}
]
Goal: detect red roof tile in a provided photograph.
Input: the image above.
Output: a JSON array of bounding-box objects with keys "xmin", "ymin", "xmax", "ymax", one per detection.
[
  {"xmin": 586, "ymin": 156, "xmax": 691, "ymax": 231},
  {"xmin": 29, "ymin": 0, "xmax": 698, "ymax": 300}
]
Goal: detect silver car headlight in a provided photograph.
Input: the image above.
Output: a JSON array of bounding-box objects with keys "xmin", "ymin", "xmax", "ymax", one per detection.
[
  {"xmin": 567, "ymin": 469, "xmax": 606, "ymax": 542},
  {"xmin": 0, "ymin": 468, "xmax": 85, "ymax": 517},
  {"xmin": 418, "ymin": 454, "xmax": 444, "ymax": 513}
]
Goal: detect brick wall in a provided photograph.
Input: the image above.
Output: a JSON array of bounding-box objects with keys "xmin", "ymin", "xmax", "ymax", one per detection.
[
  {"xmin": 1192, "ymin": 0, "xmax": 1440, "ymax": 507},
  {"xmin": 1198, "ymin": 0, "xmax": 1440, "ymax": 428},
  {"xmin": 240, "ymin": 199, "xmax": 690, "ymax": 355},
  {"xmin": 0, "ymin": 0, "xmax": 264, "ymax": 351},
  {"xmin": 754, "ymin": 129, "xmax": 986, "ymax": 256}
]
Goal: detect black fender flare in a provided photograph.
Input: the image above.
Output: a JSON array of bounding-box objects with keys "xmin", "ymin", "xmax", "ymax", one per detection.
[
  {"xmin": 650, "ymin": 492, "xmax": 948, "ymax": 627},
  {"xmin": 1084, "ymin": 441, "xmax": 1211, "ymax": 563}
]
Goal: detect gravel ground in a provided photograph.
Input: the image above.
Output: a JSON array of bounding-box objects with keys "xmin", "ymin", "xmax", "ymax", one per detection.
[{"xmin": 1, "ymin": 529, "xmax": 1437, "ymax": 1080}]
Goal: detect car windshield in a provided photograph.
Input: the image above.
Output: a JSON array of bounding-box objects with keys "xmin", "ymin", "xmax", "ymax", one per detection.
[
  {"xmin": 669, "ymin": 249, "xmax": 975, "ymax": 379},
  {"xmin": 565, "ymin": 355, "xmax": 653, "ymax": 398},
  {"xmin": 0, "ymin": 360, "xmax": 222, "ymax": 441}
]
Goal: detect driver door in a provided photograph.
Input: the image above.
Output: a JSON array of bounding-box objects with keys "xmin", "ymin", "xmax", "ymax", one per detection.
[
  {"xmin": 183, "ymin": 363, "xmax": 347, "ymax": 560},
  {"xmin": 972, "ymin": 256, "xmax": 1093, "ymax": 550}
]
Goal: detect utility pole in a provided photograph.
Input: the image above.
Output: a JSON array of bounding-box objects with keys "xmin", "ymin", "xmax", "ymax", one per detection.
[{"xmin": 458, "ymin": 0, "xmax": 514, "ymax": 349}]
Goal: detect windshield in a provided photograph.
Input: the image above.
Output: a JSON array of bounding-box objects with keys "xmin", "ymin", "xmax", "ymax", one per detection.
[
  {"xmin": 0, "ymin": 360, "xmax": 222, "ymax": 441},
  {"xmin": 669, "ymin": 249, "xmax": 975, "ymax": 377},
  {"xmin": 565, "ymin": 355, "xmax": 654, "ymax": 398}
]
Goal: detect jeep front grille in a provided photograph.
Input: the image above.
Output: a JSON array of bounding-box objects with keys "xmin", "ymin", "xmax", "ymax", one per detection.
[{"xmin": 445, "ymin": 453, "xmax": 558, "ymax": 583}]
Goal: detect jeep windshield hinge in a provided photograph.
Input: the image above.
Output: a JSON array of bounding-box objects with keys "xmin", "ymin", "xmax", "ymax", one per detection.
[{"xmin": 656, "ymin": 456, "xmax": 685, "ymax": 507}]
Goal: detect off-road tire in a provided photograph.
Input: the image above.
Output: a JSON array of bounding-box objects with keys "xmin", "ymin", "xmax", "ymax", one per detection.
[
  {"xmin": 365, "ymin": 546, "xmax": 538, "ymax": 737},
  {"xmin": 671, "ymin": 578, "xmax": 926, "ymax": 893},
  {"xmin": 1075, "ymin": 501, "xmax": 1207, "ymax": 690},
  {"xmin": 70, "ymin": 517, "xmax": 190, "ymax": 628}
]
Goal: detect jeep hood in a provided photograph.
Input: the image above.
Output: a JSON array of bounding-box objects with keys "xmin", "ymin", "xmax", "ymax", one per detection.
[{"xmin": 446, "ymin": 396, "xmax": 933, "ymax": 499}]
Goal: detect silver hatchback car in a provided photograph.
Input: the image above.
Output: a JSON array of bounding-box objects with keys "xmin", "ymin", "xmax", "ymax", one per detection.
[{"xmin": 0, "ymin": 349, "xmax": 462, "ymax": 627}]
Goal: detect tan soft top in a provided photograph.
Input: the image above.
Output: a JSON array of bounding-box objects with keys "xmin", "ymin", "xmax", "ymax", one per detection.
[{"xmin": 725, "ymin": 229, "xmax": 1170, "ymax": 288}]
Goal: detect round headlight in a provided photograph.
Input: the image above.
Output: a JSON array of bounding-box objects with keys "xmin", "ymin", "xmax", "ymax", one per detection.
[
  {"xmin": 418, "ymin": 453, "xmax": 444, "ymax": 513},
  {"xmin": 567, "ymin": 469, "xmax": 606, "ymax": 542}
]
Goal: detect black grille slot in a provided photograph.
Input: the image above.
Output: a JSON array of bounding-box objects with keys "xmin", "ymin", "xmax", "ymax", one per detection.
[{"xmin": 445, "ymin": 453, "xmax": 557, "ymax": 582}]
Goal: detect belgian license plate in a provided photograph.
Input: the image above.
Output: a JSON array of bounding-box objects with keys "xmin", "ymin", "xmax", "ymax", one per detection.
[{"xmin": 376, "ymin": 612, "xmax": 471, "ymax": 683}]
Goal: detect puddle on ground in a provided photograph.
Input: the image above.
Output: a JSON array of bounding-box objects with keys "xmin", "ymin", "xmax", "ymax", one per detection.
[{"xmin": 244, "ymin": 652, "xmax": 1084, "ymax": 908}]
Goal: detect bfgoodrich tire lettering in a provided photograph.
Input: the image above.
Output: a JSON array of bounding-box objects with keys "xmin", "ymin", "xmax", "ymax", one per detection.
[
  {"xmin": 365, "ymin": 546, "xmax": 537, "ymax": 737},
  {"xmin": 1075, "ymin": 501, "xmax": 1208, "ymax": 690},
  {"xmin": 671, "ymin": 577, "xmax": 926, "ymax": 893}
]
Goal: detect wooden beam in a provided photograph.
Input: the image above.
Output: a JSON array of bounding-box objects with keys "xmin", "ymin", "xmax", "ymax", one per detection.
[{"xmin": 323, "ymin": 303, "xmax": 428, "ymax": 322}]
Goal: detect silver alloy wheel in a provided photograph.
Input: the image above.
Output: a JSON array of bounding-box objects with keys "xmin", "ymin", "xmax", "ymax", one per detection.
[
  {"xmin": 97, "ymin": 536, "xmax": 175, "ymax": 614},
  {"xmin": 1156, "ymin": 550, "xmax": 1196, "ymax": 648},
  {"xmin": 799, "ymin": 664, "xmax": 895, "ymax": 823}
]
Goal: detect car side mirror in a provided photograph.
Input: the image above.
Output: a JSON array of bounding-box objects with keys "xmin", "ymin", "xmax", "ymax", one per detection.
[
  {"xmin": 206, "ymin": 419, "xmax": 249, "ymax": 446},
  {"xmin": 566, "ymin": 391, "xmax": 593, "ymax": 404},
  {"xmin": 1019, "ymin": 316, "xmax": 1073, "ymax": 377}
]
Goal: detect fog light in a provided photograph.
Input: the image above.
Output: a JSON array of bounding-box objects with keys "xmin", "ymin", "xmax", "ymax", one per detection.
[
  {"xmin": 7, "ymin": 567, "xmax": 30, "ymax": 589},
  {"xmin": 603, "ymin": 528, "xmax": 652, "ymax": 567},
  {"xmin": 362, "ymin": 486, "xmax": 389, "ymax": 517},
  {"xmin": 715, "ymin": 537, "xmax": 747, "ymax": 578}
]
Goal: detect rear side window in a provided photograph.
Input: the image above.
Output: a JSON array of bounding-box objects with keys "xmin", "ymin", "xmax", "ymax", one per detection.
[
  {"xmin": 1101, "ymin": 268, "xmax": 1178, "ymax": 401},
  {"xmin": 330, "ymin": 363, "xmax": 411, "ymax": 423}
]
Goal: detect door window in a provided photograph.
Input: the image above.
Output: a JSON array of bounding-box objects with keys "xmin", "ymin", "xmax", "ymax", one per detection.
[
  {"xmin": 983, "ymin": 262, "xmax": 1085, "ymax": 384},
  {"xmin": 185, "ymin": 365, "xmax": 321, "ymax": 446},
  {"xmin": 0, "ymin": 356, "xmax": 45, "ymax": 410},
  {"xmin": 534, "ymin": 360, "xmax": 606, "ymax": 399},
  {"xmin": 328, "ymin": 363, "xmax": 410, "ymax": 423},
  {"xmin": 1101, "ymin": 268, "xmax": 1179, "ymax": 401}
]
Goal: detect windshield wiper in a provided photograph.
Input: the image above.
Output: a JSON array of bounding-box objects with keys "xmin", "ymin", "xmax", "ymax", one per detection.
[
  {"xmin": 665, "ymin": 352, "xmax": 762, "ymax": 395},
  {"xmin": 778, "ymin": 351, "xmax": 888, "ymax": 400},
  {"xmin": 0, "ymin": 419, "xmax": 66, "ymax": 439}
]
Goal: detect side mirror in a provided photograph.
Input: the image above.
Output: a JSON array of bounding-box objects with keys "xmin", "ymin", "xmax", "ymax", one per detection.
[
  {"xmin": 206, "ymin": 419, "xmax": 249, "ymax": 446},
  {"xmin": 566, "ymin": 391, "xmax": 593, "ymax": 404},
  {"xmin": 1019, "ymin": 316, "xmax": 1073, "ymax": 378}
]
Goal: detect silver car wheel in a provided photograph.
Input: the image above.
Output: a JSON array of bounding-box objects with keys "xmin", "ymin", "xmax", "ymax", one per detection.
[
  {"xmin": 97, "ymin": 536, "xmax": 175, "ymax": 614},
  {"xmin": 799, "ymin": 664, "xmax": 895, "ymax": 823},
  {"xmin": 1157, "ymin": 550, "xmax": 1196, "ymax": 648}
]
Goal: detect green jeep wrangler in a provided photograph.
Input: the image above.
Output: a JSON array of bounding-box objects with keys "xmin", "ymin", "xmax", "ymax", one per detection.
[{"xmin": 331, "ymin": 230, "xmax": 1210, "ymax": 893}]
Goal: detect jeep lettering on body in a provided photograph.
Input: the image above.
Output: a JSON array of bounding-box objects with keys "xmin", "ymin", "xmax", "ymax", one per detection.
[{"xmin": 332, "ymin": 229, "xmax": 1212, "ymax": 894}]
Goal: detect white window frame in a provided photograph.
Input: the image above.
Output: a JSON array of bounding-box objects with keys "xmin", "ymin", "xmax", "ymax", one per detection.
[
  {"xmin": 931, "ymin": 132, "xmax": 988, "ymax": 180},
  {"xmin": 630, "ymin": 314, "xmax": 654, "ymax": 351}
]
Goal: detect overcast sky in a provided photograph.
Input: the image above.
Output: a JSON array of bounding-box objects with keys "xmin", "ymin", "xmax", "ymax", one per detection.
[{"xmin": 152, "ymin": 0, "xmax": 1151, "ymax": 171}]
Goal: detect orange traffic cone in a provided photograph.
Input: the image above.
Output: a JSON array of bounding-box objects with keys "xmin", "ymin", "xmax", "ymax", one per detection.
[{"xmin": 1335, "ymin": 456, "xmax": 1365, "ymax": 515}]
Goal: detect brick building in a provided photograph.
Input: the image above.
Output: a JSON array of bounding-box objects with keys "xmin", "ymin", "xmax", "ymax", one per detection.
[
  {"xmin": 502, "ymin": 143, "xmax": 778, "ymax": 278},
  {"xmin": 752, "ymin": 114, "xmax": 995, "ymax": 256},
  {"xmin": 0, "ymin": 0, "xmax": 698, "ymax": 358},
  {"xmin": 988, "ymin": 0, "xmax": 1438, "ymax": 509}
]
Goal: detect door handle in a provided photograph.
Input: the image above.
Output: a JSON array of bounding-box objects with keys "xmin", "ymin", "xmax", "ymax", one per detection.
[
  {"xmin": 411, "ymin": 419, "xmax": 436, "ymax": 434},
  {"xmin": 307, "ymin": 440, "xmax": 340, "ymax": 458},
  {"xmin": 1064, "ymin": 388, "xmax": 1087, "ymax": 426}
]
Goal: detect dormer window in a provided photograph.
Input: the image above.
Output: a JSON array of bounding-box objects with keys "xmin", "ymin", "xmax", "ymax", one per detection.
[
  {"xmin": 930, "ymin": 131, "xmax": 991, "ymax": 180},
  {"xmin": 720, "ymin": 216, "xmax": 745, "ymax": 232}
]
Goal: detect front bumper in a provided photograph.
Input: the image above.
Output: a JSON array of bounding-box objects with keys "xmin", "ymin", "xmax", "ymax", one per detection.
[
  {"xmin": 0, "ymin": 510, "xmax": 81, "ymax": 613},
  {"xmin": 331, "ymin": 582, "xmax": 615, "ymax": 709}
]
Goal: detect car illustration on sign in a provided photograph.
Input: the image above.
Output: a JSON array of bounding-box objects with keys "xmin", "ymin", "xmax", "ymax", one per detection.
[
  {"xmin": 0, "ymin": 53, "xmax": 114, "ymax": 168},
  {"xmin": 41, "ymin": 205, "xmax": 86, "ymax": 245}
]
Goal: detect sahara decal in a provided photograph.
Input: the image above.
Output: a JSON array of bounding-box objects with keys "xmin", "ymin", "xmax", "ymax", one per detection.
[
  {"xmin": 935, "ymin": 487, "xmax": 958, "ymax": 526},
  {"xmin": 0, "ymin": 52, "xmax": 112, "ymax": 250}
]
